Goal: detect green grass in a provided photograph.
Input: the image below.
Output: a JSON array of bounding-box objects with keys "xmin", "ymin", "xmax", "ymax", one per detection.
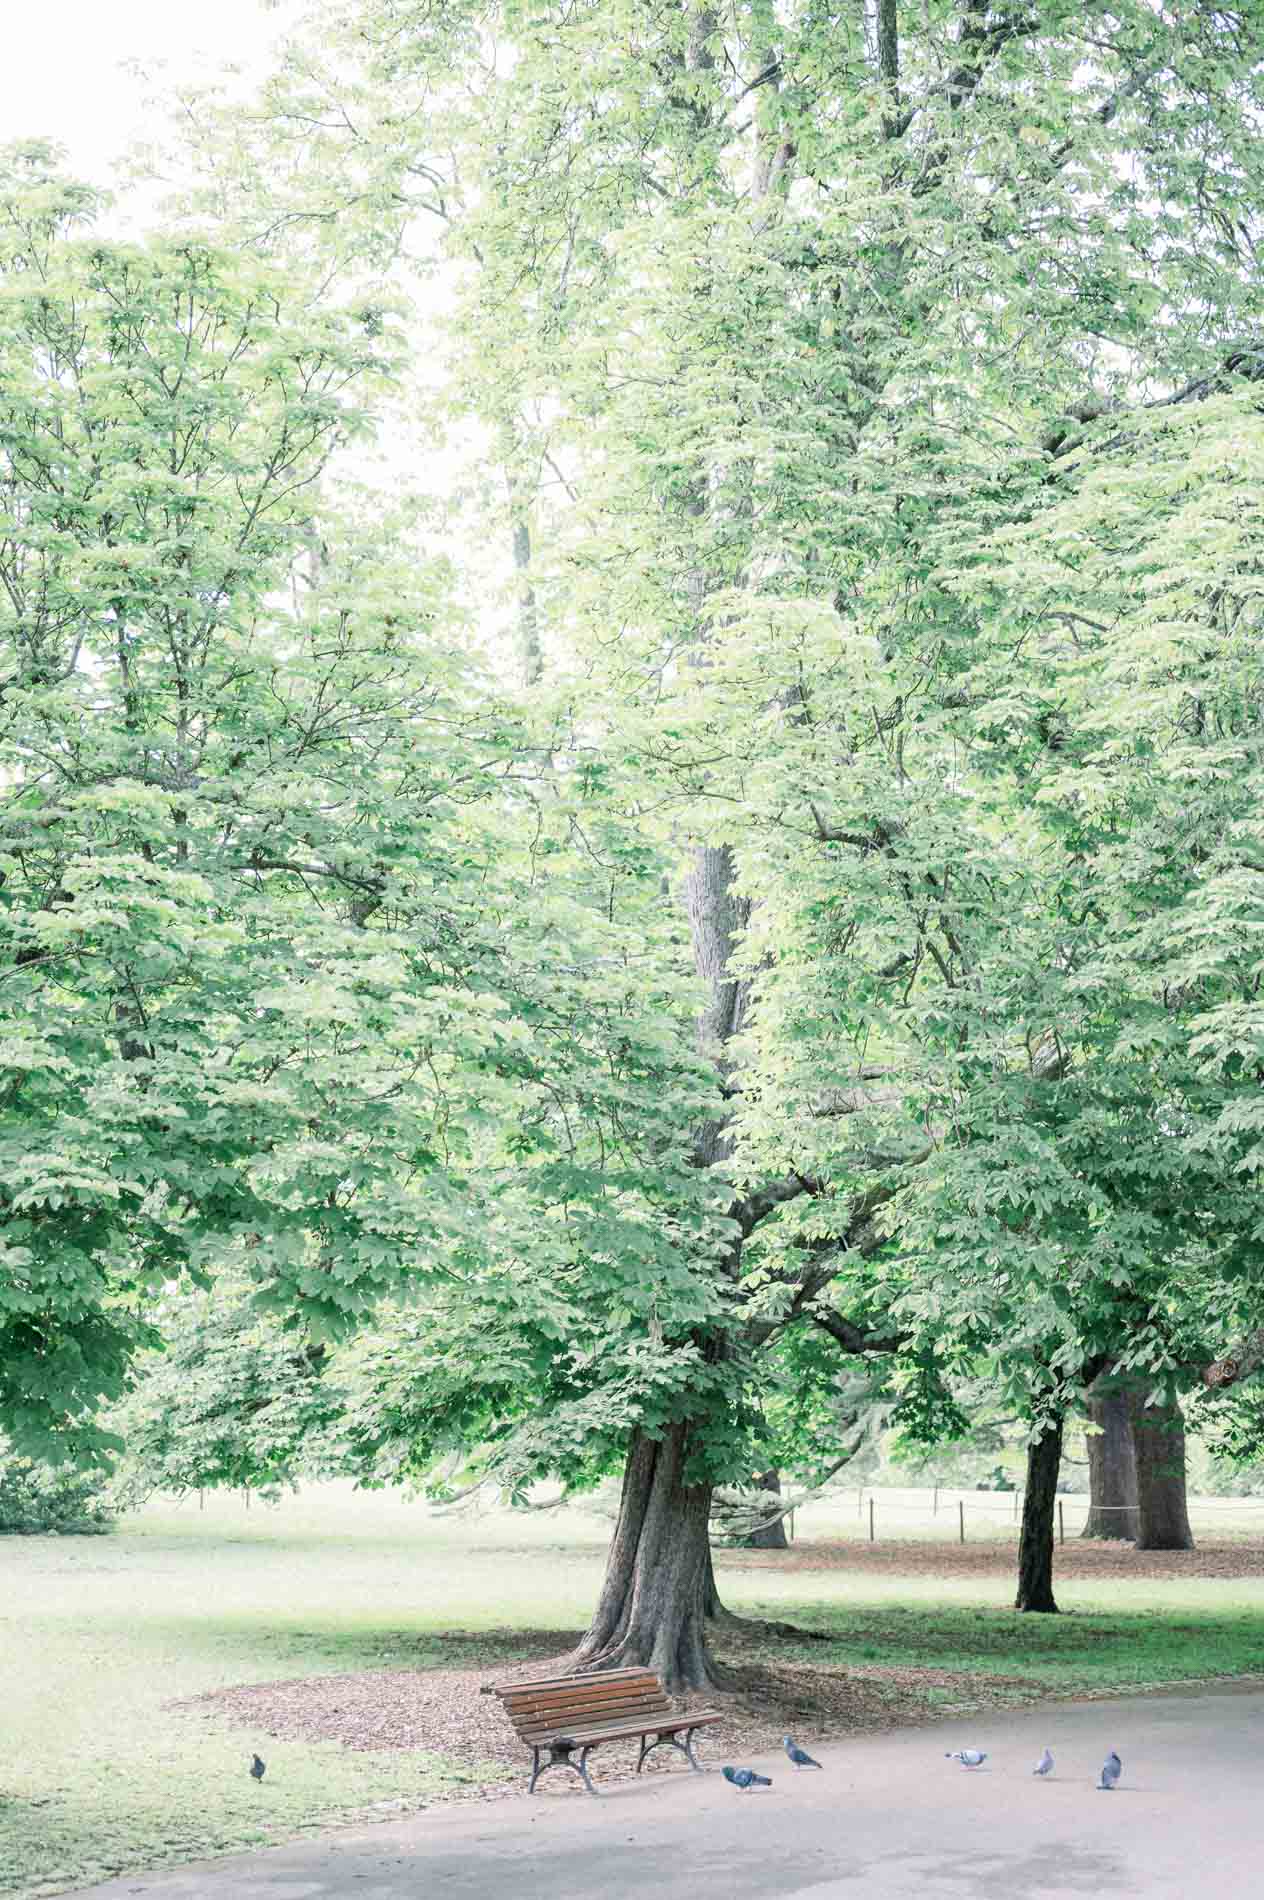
[
  {"xmin": 2, "ymin": 1482, "xmax": 1261, "ymax": 1899},
  {"xmin": 744, "ymin": 1598, "xmax": 1264, "ymax": 1703}
]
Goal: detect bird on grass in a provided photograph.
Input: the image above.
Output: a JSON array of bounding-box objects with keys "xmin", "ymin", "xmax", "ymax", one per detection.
[
  {"xmin": 250, "ymin": 1755, "xmax": 266, "ymax": 1782},
  {"xmin": 783, "ymin": 1736, "xmax": 822, "ymax": 1769},
  {"xmin": 1033, "ymin": 1748, "xmax": 1054, "ymax": 1777},
  {"xmin": 722, "ymin": 1766, "xmax": 772, "ymax": 1790},
  {"xmin": 945, "ymin": 1749, "xmax": 988, "ymax": 1769},
  {"xmin": 1097, "ymin": 1749, "xmax": 1122, "ymax": 1791}
]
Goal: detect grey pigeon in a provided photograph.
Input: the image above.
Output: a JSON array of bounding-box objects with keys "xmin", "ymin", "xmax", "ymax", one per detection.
[
  {"xmin": 722, "ymin": 1766, "xmax": 772, "ymax": 1790},
  {"xmin": 250, "ymin": 1754, "xmax": 266, "ymax": 1782},
  {"xmin": 945, "ymin": 1749, "xmax": 988, "ymax": 1769},
  {"xmin": 783, "ymin": 1735, "xmax": 822, "ymax": 1769},
  {"xmin": 1097, "ymin": 1749, "xmax": 1122, "ymax": 1791},
  {"xmin": 1033, "ymin": 1748, "xmax": 1054, "ymax": 1777}
]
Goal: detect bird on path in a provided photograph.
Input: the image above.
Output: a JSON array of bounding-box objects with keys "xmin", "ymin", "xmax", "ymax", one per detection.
[
  {"xmin": 722, "ymin": 1766, "xmax": 772, "ymax": 1790},
  {"xmin": 945, "ymin": 1749, "xmax": 988, "ymax": 1768},
  {"xmin": 250, "ymin": 1755, "xmax": 266, "ymax": 1782},
  {"xmin": 1097, "ymin": 1749, "xmax": 1122, "ymax": 1791},
  {"xmin": 1033, "ymin": 1748, "xmax": 1054, "ymax": 1777},
  {"xmin": 783, "ymin": 1736, "xmax": 822, "ymax": 1769}
]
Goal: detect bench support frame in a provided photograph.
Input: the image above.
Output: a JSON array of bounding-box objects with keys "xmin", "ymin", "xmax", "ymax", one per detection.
[
  {"xmin": 636, "ymin": 1725, "xmax": 705, "ymax": 1775},
  {"xmin": 528, "ymin": 1740, "xmax": 597, "ymax": 1796}
]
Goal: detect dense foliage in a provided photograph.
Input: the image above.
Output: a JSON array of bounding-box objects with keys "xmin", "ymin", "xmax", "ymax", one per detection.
[
  {"xmin": 5, "ymin": 0, "xmax": 1264, "ymax": 1664},
  {"xmin": 0, "ymin": 1440, "xmax": 114, "ymax": 1534}
]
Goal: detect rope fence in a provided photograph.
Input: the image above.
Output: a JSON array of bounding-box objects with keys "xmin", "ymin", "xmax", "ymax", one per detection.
[{"xmin": 832, "ymin": 1485, "xmax": 1264, "ymax": 1543}]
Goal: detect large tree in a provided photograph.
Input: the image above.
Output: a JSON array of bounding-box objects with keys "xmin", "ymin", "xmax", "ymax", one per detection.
[
  {"xmin": 0, "ymin": 143, "xmax": 718, "ymax": 1468},
  {"xmin": 35, "ymin": 0, "xmax": 1264, "ymax": 1681}
]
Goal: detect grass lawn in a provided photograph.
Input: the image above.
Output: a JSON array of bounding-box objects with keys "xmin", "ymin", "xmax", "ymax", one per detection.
[{"xmin": 3, "ymin": 1482, "xmax": 1262, "ymax": 1899}]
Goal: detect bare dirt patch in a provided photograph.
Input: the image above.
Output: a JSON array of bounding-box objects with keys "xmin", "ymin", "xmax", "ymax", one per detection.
[{"xmin": 716, "ymin": 1537, "xmax": 1264, "ymax": 1583}]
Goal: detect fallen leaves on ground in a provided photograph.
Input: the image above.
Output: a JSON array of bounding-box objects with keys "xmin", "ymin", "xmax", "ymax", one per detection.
[
  {"xmin": 171, "ymin": 1627, "xmax": 1023, "ymax": 1802},
  {"xmin": 171, "ymin": 1539, "xmax": 1264, "ymax": 1807}
]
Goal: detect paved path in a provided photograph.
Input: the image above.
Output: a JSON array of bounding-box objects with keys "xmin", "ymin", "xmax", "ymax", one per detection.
[{"xmin": 65, "ymin": 1683, "xmax": 1263, "ymax": 1900}]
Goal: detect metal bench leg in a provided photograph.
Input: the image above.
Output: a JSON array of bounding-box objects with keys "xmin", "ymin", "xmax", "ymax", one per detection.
[
  {"xmin": 637, "ymin": 1728, "xmax": 706, "ymax": 1774},
  {"xmin": 527, "ymin": 1741, "xmax": 600, "ymax": 1796}
]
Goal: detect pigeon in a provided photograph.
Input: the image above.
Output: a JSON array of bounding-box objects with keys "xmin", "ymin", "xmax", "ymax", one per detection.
[
  {"xmin": 945, "ymin": 1749, "xmax": 988, "ymax": 1769},
  {"xmin": 1097, "ymin": 1749, "xmax": 1122, "ymax": 1791},
  {"xmin": 250, "ymin": 1754, "xmax": 266, "ymax": 1782},
  {"xmin": 1033, "ymin": 1748, "xmax": 1054, "ymax": 1777},
  {"xmin": 722, "ymin": 1766, "xmax": 772, "ymax": 1790},
  {"xmin": 783, "ymin": 1736, "xmax": 822, "ymax": 1769}
]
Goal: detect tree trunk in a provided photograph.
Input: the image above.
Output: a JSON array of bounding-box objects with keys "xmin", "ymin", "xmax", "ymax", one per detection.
[
  {"xmin": 1015, "ymin": 1414, "xmax": 1063, "ymax": 1614},
  {"xmin": 571, "ymin": 1421, "xmax": 725, "ymax": 1692},
  {"xmin": 1082, "ymin": 1382, "xmax": 1138, "ymax": 1540},
  {"xmin": 1130, "ymin": 1387, "xmax": 1195, "ymax": 1551},
  {"xmin": 743, "ymin": 1469, "xmax": 789, "ymax": 1550}
]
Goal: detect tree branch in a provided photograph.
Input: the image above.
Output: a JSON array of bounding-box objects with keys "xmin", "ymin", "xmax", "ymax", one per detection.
[{"xmin": 1202, "ymin": 1329, "xmax": 1264, "ymax": 1390}]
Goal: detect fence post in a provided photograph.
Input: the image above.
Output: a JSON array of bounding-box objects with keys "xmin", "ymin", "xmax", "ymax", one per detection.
[
  {"xmin": 788, "ymin": 1508, "xmax": 796, "ymax": 1543},
  {"xmin": 1058, "ymin": 1501, "xmax": 1065, "ymax": 1546},
  {"xmin": 869, "ymin": 1497, "xmax": 875, "ymax": 1542},
  {"xmin": 1013, "ymin": 1488, "xmax": 1019, "ymax": 1521},
  {"xmin": 959, "ymin": 1500, "xmax": 965, "ymax": 1544},
  {"xmin": 933, "ymin": 1485, "xmax": 939, "ymax": 1516}
]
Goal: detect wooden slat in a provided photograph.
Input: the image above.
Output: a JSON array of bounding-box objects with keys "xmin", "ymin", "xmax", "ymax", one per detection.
[
  {"xmin": 516, "ymin": 1701, "xmax": 672, "ymax": 1739},
  {"xmin": 530, "ymin": 1712, "xmax": 723, "ymax": 1741},
  {"xmin": 501, "ymin": 1694, "xmax": 669, "ymax": 1725},
  {"xmin": 513, "ymin": 1691, "xmax": 671, "ymax": 1721},
  {"xmin": 493, "ymin": 1667, "xmax": 656, "ymax": 1697},
  {"xmin": 526, "ymin": 1711, "xmax": 723, "ymax": 1748},
  {"xmin": 506, "ymin": 1701, "xmax": 669, "ymax": 1729}
]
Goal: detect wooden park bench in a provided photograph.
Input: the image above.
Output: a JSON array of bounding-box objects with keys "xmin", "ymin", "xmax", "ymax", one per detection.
[{"xmin": 487, "ymin": 1666, "xmax": 722, "ymax": 1795}]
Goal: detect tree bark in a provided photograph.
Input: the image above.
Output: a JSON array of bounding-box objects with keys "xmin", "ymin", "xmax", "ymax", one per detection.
[
  {"xmin": 571, "ymin": 1420, "xmax": 725, "ymax": 1692},
  {"xmin": 1130, "ymin": 1386, "xmax": 1195, "ymax": 1551},
  {"xmin": 1081, "ymin": 1380, "xmax": 1138, "ymax": 1540},
  {"xmin": 1015, "ymin": 1414, "xmax": 1063, "ymax": 1613},
  {"xmin": 742, "ymin": 1469, "xmax": 789, "ymax": 1549}
]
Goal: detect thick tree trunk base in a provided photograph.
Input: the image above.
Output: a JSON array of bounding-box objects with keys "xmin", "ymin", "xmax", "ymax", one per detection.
[
  {"xmin": 570, "ymin": 1423, "xmax": 728, "ymax": 1693},
  {"xmin": 1130, "ymin": 1389, "xmax": 1195, "ymax": 1551},
  {"xmin": 1015, "ymin": 1415, "xmax": 1063, "ymax": 1614},
  {"xmin": 1082, "ymin": 1381, "xmax": 1138, "ymax": 1541}
]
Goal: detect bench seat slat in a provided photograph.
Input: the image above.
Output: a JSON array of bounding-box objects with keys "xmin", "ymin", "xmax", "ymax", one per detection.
[
  {"xmin": 509, "ymin": 1702, "xmax": 676, "ymax": 1732},
  {"xmin": 527, "ymin": 1711, "xmax": 723, "ymax": 1747},
  {"xmin": 507, "ymin": 1689, "xmax": 673, "ymax": 1720},
  {"xmin": 501, "ymin": 1683, "xmax": 669, "ymax": 1717},
  {"xmin": 513, "ymin": 1710, "xmax": 669, "ymax": 1740},
  {"xmin": 493, "ymin": 1666, "xmax": 657, "ymax": 1696}
]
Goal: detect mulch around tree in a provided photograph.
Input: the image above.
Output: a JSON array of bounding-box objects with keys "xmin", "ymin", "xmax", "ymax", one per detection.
[
  {"xmin": 172, "ymin": 1628, "xmax": 988, "ymax": 1801},
  {"xmin": 172, "ymin": 1540, "xmax": 1264, "ymax": 1805}
]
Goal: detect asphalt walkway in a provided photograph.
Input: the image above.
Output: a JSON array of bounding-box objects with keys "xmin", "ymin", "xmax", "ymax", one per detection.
[{"xmin": 64, "ymin": 1682, "xmax": 1263, "ymax": 1899}]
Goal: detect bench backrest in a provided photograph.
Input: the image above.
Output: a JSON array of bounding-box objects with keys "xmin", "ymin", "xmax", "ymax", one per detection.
[{"xmin": 492, "ymin": 1667, "xmax": 673, "ymax": 1741}]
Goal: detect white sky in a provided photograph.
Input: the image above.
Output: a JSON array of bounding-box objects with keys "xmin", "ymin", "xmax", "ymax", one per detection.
[{"xmin": 0, "ymin": 0, "xmax": 297, "ymax": 184}]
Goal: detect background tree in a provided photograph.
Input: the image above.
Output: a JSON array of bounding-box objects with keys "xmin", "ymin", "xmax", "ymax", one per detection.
[{"xmin": 132, "ymin": 0, "xmax": 1264, "ymax": 1679}]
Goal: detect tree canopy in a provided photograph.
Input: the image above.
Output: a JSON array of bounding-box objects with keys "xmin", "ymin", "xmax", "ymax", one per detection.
[{"xmin": 4, "ymin": 0, "xmax": 1264, "ymax": 1674}]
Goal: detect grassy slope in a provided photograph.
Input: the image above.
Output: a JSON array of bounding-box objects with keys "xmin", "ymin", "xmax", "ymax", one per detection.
[{"xmin": 3, "ymin": 1483, "xmax": 1261, "ymax": 1898}]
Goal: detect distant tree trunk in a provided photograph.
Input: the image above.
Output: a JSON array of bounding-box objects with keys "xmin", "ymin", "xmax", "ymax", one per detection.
[
  {"xmin": 571, "ymin": 1421, "xmax": 725, "ymax": 1692},
  {"xmin": 1130, "ymin": 1387, "xmax": 1195, "ymax": 1551},
  {"xmin": 743, "ymin": 1469, "xmax": 789, "ymax": 1549},
  {"xmin": 1015, "ymin": 1414, "xmax": 1064, "ymax": 1613},
  {"xmin": 1082, "ymin": 1380, "xmax": 1138, "ymax": 1540}
]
